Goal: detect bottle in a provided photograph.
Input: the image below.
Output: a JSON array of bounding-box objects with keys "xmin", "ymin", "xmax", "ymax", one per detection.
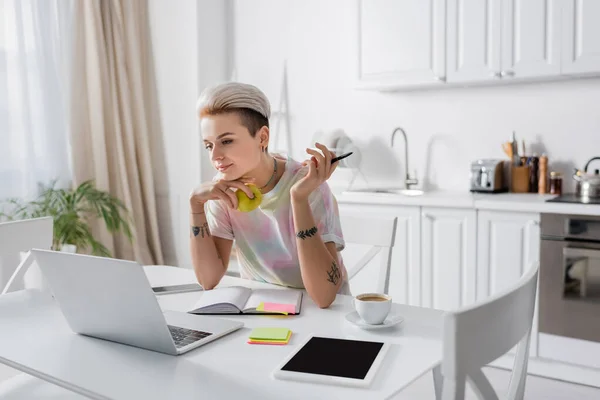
[
  {"xmin": 575, "ymin": 169, "xmax": 582, "ymax": 195},
  {"xmin": 538, "ymin": 154, "xmax": 548, "ymax": 194},
  {"xmin": 529, "ymin": 154, "xmax": 539, "ymax": 193},
  {"xmin": 549, "ymin": 171, "xmax": 562, "ymax": 195}
]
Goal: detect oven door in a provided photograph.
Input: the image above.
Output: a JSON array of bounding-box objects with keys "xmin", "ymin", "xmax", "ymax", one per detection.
[{"xmin": 539, "ymin": 239, "xmax": 600, "ymax": 343}]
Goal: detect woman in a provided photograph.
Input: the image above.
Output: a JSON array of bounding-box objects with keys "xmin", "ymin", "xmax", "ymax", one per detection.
[{"xmin": 189, "ymin": 82, "xmax": 347, "ymax": 308}]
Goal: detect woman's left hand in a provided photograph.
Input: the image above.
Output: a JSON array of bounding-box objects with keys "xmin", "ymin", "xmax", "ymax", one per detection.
[{"xmin": 291, "ymin": 142, "xmax": 338, "ymax": 202}]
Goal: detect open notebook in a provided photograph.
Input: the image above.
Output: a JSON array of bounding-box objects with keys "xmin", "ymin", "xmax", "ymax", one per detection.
[{"xmin": 188, "ymin": 286, "xmax": 303, "ymax": 315}]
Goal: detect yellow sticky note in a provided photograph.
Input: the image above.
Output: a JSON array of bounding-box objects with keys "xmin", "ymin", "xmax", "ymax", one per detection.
[
  {"xmin": 247, "ymin": 330, "xmax": 292, "ymax": 345},
  {"xmin": 249, "ymin": 327, "xmax": 290, "ymax": 341}
]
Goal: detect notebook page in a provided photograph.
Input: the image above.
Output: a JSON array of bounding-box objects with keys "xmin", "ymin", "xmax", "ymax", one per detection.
[
  {"xmin": 243, "ymin": 289, "xmax": 302, "ymax": 313},
  {"xmin": 191, "ymin": 286, "xmax": 250, "ymax": 312}
]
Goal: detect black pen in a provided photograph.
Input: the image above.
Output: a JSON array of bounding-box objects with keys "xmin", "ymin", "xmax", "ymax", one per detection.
[{"xmin": 331, "ymin": 152, "xmax": 353, "ymax": 164}]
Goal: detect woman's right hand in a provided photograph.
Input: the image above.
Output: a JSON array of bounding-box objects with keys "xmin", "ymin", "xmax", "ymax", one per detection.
[{"xmin": 189, "ymin": 178, "xmax": 256, "ymax": 212}]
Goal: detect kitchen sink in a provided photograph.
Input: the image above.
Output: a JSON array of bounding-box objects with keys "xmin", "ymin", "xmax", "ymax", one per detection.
[{"xmin": 343, "ymin": 188, "xmax": 425, "ymax": 196}]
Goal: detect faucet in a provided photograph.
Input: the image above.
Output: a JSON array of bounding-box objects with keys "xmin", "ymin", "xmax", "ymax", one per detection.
[{"xmin": 391, "ymin": 127, "xmax": 419, "ymax": 189}]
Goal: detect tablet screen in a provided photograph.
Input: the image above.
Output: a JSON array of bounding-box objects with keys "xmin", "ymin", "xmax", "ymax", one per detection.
[{"xmin": 280, "ymin": 336, "xmax": 384, "ymax": 380}]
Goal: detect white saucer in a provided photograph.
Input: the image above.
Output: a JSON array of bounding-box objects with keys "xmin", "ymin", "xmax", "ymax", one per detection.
[{"xmin": 345, "ymin": 311, "xmax": 404, "ymax": 330}]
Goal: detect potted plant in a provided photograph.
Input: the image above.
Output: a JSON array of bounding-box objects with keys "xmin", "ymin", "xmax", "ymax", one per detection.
[{"xmin": 0, "ymin": 180, "xmax": 133, "ymax": 257}]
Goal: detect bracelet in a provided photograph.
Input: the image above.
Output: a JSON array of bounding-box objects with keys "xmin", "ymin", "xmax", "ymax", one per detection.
[{"xmin": 190, "ymin": 211, "xmax": 205, "ymax": 215}]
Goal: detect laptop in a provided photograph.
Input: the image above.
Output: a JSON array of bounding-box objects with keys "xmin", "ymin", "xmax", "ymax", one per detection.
[{"xmin": 30, "ymin": 249, "xmax": 243, "ymax": 356}]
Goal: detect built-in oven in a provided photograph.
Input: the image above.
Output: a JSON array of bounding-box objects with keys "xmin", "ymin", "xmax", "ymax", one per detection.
[
  {"xmin": 540, "ymin": 213, "xmax": 600, "ymax": 344},
  {"xmin": 539, "ymin": 214, "xmax": 600, "ymax": 368}
]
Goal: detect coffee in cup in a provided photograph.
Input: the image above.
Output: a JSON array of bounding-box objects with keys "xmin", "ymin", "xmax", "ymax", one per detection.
[
  {"xmin": 354, "ymin": 293, "xmax": 392, "ymax": 325},
  {"xmin": 358, "ymin": 296, "xmax": 388, "ymax": 302}
]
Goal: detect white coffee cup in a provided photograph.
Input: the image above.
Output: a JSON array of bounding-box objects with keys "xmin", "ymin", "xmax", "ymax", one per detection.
[{"xmin": 354, "ymin": 293, "xmax": 392, "ymax": 325}]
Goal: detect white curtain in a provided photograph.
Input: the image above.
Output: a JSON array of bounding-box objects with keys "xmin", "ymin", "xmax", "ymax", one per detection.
[
  {"xmin": 0, "ymin": 0, "xmax": 74, "ymax": 200},
  {"xmin": 69, "ymin": 0, "xmax": 165, "ymax": 265}
]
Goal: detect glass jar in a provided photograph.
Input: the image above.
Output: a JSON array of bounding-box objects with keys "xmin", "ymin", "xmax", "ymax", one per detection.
[{"xmin": 549, "ymin": 171, "xmax": 563, "ymax": 195}]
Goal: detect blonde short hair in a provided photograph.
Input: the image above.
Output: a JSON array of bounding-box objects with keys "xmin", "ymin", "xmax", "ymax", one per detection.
[{"xmin": 196, "ymin": 82, "xmax": 271, "ymax": 136}]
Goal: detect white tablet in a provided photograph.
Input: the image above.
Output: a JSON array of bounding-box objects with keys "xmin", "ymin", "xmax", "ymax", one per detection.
[{"xmin": 272, "ymin": 335, "xmax": 390, "ymax": 388}]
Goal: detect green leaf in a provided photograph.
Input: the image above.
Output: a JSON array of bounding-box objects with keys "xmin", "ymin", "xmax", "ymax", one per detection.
[{"xmin": 0, "ymin": 179, "xmax": 133, "ymax": 259}]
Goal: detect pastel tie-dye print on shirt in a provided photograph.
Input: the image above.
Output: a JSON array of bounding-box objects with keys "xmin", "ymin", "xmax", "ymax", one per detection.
[{"xmin": 205, "ymin": 154, "xmax": 348, "ymax": 293}]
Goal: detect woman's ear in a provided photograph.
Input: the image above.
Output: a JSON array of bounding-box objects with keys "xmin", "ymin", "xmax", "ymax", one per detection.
[{"xmin": 259, "ymin": 126, "xmax": 270, "ymax": 149}]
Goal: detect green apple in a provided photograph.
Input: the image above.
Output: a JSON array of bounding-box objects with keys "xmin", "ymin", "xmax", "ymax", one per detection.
[{"xmin": 236, "ymin": 184, "xmax": 262, "ymax": 212}]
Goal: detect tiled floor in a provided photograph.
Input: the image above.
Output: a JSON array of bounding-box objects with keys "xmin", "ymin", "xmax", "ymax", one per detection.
[{"xmin": 2, "ymin": 363, "xmax": 600, "ymax": 399}]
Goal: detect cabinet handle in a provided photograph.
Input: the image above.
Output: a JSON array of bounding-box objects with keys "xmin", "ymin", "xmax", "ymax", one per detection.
[
  {"xmin": 527, "ymin": 220, "xmax": 540, "ymax": 226},
  {"xmin": 500, "ymin": 70, "xmax": 515, "ymax": 77},
  {"xmin": 490, "ymin": 72, "xmax": 501, "ymax": 78},
  {"xmin": 422, "ymin": 212, "xmax": 432, "ymax": 219},
  {"xmin": 434, "ymin": 76, "xmax": 446, "ymax": 82}
]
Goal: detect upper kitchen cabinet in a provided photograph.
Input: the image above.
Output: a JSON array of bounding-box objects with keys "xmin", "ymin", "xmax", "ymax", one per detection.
[
  {"xmin": 447, "ymin": 0, "xmax": 561, "ymax": 83},
  {"xmin": 360, "ymin": 0, "xmax": 600, "ymax": 90},
  {"xmin": 420, "ymin": 207, "xmax": 477, "ymax": 311},
  {"xmin": 500, "ymin": 0, "xmax": 561, "ymax": 79},
  {"xmin": 356, "ymin": 0, "xmax": 446, "ymax": 89},
  {"xmin": 561, "ymin": 0, "xmax": 600, "ymax": 74},
  {"xmin": 446, "ymin": 0, "xmax": 502, "ymax": 83}
]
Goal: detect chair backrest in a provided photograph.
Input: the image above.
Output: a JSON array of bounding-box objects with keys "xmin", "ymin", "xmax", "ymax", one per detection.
[
  {"xmin": 0, "ymin": 217, "xmax": 53, "ymax": 293},
  {"xmin": 339, "ymin": 213, "xmax": 397, "ymax": 294},
  {"xmin": 440, "ymin": 262, "xmax": 539, "ymax": 400}
]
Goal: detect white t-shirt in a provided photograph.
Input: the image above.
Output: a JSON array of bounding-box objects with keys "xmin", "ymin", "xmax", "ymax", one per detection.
[{"xmin": 206, "ymin": 154, "xmax": 349, "ymax": 293}]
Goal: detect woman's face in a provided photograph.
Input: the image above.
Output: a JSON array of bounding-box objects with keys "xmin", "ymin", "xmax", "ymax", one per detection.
[{"xmin": 201, "ymin": 112, "xmax": 263, "ymax": 181}]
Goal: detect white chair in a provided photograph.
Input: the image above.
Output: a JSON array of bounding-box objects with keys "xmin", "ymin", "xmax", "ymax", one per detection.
[
  {"xmin": 432, "ymin": 262, "xmax": 539, "ymax": 400},
  {"xmin": 339, "ymin": 213, "xmax": 398, "ymax": 294},
  {"xmin": 0, "ymin": 217, "xmax": 53, "ymax": 293},
  {"xmin": 0, "ymin": 217, "xmax": 85, "ymax": 399}
]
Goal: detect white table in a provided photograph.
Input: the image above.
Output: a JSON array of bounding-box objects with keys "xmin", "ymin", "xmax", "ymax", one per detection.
[{"xmin": 0, "ymin": 266, "xmax": 444, "ymax": 399}]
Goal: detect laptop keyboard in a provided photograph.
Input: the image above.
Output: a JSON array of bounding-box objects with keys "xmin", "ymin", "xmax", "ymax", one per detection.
[{"xmin": 168, "ymin": 325, "xmax": 212, "ymax": 348}]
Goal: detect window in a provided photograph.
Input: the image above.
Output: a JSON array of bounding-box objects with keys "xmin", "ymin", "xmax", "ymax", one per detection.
[{"xmin": 0, "ymin": 0, "xmax": 73, "ymax": 201}]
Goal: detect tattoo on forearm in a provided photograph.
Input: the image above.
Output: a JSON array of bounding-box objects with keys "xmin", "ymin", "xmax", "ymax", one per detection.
[
  {"xmin": 296, "ymin": 226, "xmax": 318, "ymax": 240},
  {"xmin": 326, "ymin": 261, "xmax": 341, "ymax": 285},
  {"xmin": 191, "ymin": 223, "xmax": 210, "ymax": 238}
]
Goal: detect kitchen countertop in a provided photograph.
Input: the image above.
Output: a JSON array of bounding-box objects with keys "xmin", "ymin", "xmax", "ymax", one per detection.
[{"xmin": 337, "ymin": 190, "xmax": 600, "ymax": 216}]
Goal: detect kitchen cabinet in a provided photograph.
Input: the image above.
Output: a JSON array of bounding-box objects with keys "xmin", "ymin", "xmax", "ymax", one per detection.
[
  {"xmin": 500, "ymin": 0, "xmax": 562, "ymax": 79},
  {"xmin": 387, "ymin": 207, "xmax": 421, "ymax": 306},
  {"xmin": 477, "ymin": 210, "xmax": 540, "ymax": 356},
  {"xmin": 337, "ymin": 204, "xmax": 420, "ymax": 301},
  {"xmin": 561, "ymin": 0, "xmax": 600, "ymax": 75},
  {"xmin": 446, "ymin": 0, "xmax": 561, "ymax": 83},
  {"xmin": 338, "ymin": 203, "xmax": 477, "ymax": 310},
  {"xmin": 446, "ymin": 0, "xmax": 503, "ymax": 83},
  {"xmin": 361, "ymin": 0, "xmax": 599, "ymax": 90},
  {"xmin": 421, "ymin": 207, "xmax": 477, "ymax": 310},
  {"xmin": 476, "ymin": 210, "xmax": 540, "ymax": 299},
  {"xmin": 356, "ymin": 0, "xmax": 446, "ymax": 89}
]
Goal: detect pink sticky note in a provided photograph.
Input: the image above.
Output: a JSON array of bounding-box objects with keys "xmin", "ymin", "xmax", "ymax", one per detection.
[{"xmin": 262, "ymin": 302, "xmax": 296, "ymax": 314}]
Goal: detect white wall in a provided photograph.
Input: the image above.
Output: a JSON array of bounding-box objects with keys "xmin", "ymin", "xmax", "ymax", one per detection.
[
  {"xmin": 148, "ymin": 0, "xmax": 199, "ymax": 267},
  {"xmin": 148, "ymin": 0, "xmax": 231, "ymax": 268},
  {"xmin": 232, "ymin": 0, "xmax": 600, "ymax": 194}
]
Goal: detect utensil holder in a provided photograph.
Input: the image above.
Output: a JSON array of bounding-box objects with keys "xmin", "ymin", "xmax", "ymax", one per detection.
[{"xmin": 511, "ymin": 166, "xmax": 531, "ymax": 193}]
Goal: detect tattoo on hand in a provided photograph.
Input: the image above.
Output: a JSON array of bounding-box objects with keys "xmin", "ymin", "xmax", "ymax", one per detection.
[
  {"xmin": 191, "ymin": 223, "xmax": 210, "ymax": 238},
  {"xmin": 296, "ymin": 226, "xmax": 318, "ymax": 240},
  {"xmin": 326, "ymin": 261, "xmax": 341, "ymax": 285}
]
